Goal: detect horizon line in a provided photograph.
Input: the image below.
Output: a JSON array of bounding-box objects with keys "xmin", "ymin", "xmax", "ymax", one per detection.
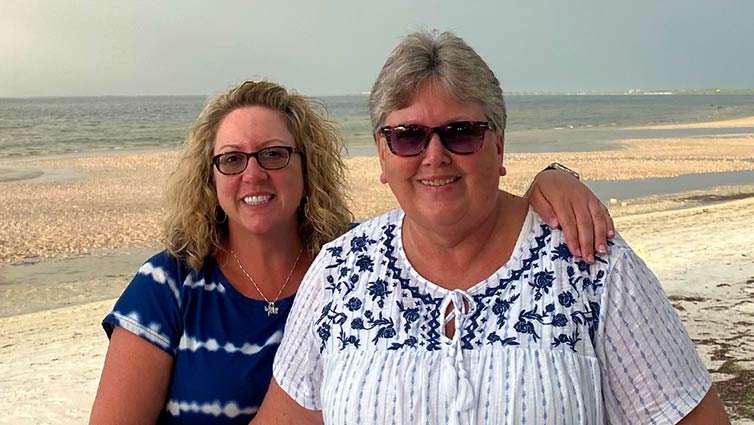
[{"xmin": 2, "ymin": 87, "xmax": 754, "ymax": 100}]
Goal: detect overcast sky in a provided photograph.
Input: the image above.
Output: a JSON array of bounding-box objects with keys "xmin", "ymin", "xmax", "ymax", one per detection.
[{"xmin": 2, "ymin": 0, "xmax": 753, "ymax": 97}]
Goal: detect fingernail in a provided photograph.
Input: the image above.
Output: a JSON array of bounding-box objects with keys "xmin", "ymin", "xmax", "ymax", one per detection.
[
  {"xmin": 598, "ymin": 245, "xmax": 606, "ymax": 255},
  {"xmin": 607, "ymin": 230, "xmax": 615, "ymax": 238},
  {"xmin": 549, "ymin": 218, "xmax": 558, "ymax": 228},
  {"xmin": 574, "ymin": 248, "xmax": 582, "ymax": 258},
  {"xmin": 587, "ymin": 254, "xmax": 594, "ymax": 264}
]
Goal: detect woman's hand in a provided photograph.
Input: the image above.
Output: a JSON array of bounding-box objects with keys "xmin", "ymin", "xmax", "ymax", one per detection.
[{"xmin": 526, "ymin": 168, "xmax": 614, "ymax": 264}]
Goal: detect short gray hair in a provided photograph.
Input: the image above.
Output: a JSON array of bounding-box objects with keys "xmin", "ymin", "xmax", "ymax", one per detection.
[{"xmin": 368, "ymin": 30, "xmax": 507, "ymax": 136}]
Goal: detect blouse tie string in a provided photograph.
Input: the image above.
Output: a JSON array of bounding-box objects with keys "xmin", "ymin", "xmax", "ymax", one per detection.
[{"xmin": 439, "ymin": 289, "xmax": 477, "ymax": 415}]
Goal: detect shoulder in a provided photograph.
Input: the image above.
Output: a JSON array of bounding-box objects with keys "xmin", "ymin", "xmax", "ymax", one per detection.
[
  {"xmin": 299, "ymin": 210, "xmax": 401, "ymax": 297},
  {"xmin": 134, "ymin": 250, "xmax": 217, "ymax": 289},
  {"xmin": 519, "ymin": 210, "xmax": 639, "ymax": 300},
  {"xmin": 524, "ymin": 209, "xmax": 632, "ymax": 266},
  {"xmin": 318, "ymin": 209, "xmax": 402, "ymax": 260},
  {"xmin": 136, "ymin": 250, "xmax": 187, "ymax": 280}
]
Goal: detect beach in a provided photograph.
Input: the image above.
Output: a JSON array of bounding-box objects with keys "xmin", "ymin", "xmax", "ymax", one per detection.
[{"xmin": 1, "ymin": 118, "xmax": 754, "ymax": 423}]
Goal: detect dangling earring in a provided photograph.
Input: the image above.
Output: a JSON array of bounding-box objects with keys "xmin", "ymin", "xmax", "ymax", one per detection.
[
  {"xmin": 214, "ymin": 205, "xmax": 227, "ymax": 224},
  {"xmin": 302, "ymin": 197, "xmax": 310, "ymax": 219}
]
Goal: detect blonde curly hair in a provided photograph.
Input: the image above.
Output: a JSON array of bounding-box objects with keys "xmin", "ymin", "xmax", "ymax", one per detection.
[{"xmin": 163, "ymin": 80, "xmax": 353, "ymax": 271}]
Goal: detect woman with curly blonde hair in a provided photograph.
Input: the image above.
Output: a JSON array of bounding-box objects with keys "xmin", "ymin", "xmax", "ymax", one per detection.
[
  {"xmin": 90, "ymin": 79, "xmax": 613, "ymax": 425},
  {"xmin": 162, "ymin": 80, "xmax": 353, "ymax": 271}
]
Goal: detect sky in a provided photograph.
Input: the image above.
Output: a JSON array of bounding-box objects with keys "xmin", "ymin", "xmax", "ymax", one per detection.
[{"xmin": 2, "ymin": 0, "xmax": 753, "ymax": 97}]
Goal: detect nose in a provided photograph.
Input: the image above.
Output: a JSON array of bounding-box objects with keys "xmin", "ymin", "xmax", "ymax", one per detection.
[
  {"xmin": 421, "ymin": 132, "xmax": 451, "ymax": 166},
  {"xmin": 241, "ymin": 156, "xmax": 269, "ymax": 182}
]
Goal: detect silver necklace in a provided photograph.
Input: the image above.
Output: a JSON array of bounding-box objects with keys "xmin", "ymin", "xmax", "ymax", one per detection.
[{"xmin": 230, "ymin": 247, "xmax": 303, "ymax": 316}]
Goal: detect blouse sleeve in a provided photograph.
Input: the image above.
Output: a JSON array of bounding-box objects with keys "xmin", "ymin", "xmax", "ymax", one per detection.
[
  {"xmin": 272, "ymin": 250, "xmax": 329, "ymax": 410},
  {"xmin": 102, "ymin": 252, "xmax": 183, "ymax": 356},
  {"xmin": 595, "ymin": 247, "xmax": 711, "ymax": 423}
]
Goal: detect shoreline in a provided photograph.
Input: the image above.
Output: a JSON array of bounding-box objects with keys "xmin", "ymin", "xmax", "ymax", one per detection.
[
  {"xmin": 0, "ymin": 130, "xmax": 752, "ymax": 264},
  {"xmin": 630, "ymin": 115, "xmax": 754, "ymax": 130}
]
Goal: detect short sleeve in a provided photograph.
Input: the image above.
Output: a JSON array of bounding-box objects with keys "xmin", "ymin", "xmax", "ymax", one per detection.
[
  {"xmin": 102, "ymin": 252, "xmax": 183, "ymax": 356},
  {"xmin": 272, "ymin": 250, "xmax": 328, "ymax": 410},
  {"xmin": 595, "ymin": 247, "xmax": 711, "ymax": 423}
]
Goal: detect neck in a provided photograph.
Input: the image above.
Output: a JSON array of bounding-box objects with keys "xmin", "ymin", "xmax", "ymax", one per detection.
[
  {"xmin": 227, "ymin": 230, "xmax": 303, "ymax": 264},
  {"xmin": 402, "ymin": 191, "xmax": 528, "ymax": 289},
  {"xmin": 217, "ymin": 227, "xmax": 310, "ymax": 300}
]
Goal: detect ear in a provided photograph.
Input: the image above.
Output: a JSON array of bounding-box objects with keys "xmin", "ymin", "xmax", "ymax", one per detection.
[
  {"xmin": 375, "ymin": 134, "xmax": 389, "ymax": 185},
  {"xmin": 496, "ymin": 133, "xmax": 506, "ymax": 176}
]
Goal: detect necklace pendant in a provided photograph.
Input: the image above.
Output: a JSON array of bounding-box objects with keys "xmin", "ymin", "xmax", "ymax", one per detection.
[{"xmin": 265, "ymin": 301, "xmax": 279, "ymax": 316}]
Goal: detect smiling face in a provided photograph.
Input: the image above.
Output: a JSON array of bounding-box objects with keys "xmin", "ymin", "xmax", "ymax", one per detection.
[
  {"xmin": 376, "ymin": 81, "xmax": 506, "ymax": 233},
  {"xmin": 213, "ymin": 106, "xmax": 304, "ymax": 241}
]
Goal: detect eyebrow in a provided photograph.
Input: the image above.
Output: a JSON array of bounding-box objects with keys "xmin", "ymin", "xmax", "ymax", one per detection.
[{"xmin": 215, "ymin": 139, "xmax": 294, "ymax": 152}]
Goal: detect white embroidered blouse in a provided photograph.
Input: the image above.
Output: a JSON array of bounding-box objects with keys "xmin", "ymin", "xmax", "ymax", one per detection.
[{"xmin": 273, "ymin": 209, "xmax": 710, "ymax": 424}]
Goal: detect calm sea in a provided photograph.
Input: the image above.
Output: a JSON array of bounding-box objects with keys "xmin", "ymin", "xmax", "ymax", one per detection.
[{"xmin": 2, "ymin": 94, "xmax": 754, "ymax": 158}]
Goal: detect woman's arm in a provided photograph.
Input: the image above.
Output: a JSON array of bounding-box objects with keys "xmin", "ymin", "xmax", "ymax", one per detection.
[
  {"xmin": 527, "ymin": 167, "xmax": 614, "ymax": 264},
  {"xmin": 251, "ymin": 379, "xmax": 323, "ymax": 425},
  {"xmin": 678, "ymin": 387, "xmax": 730, "ymax": 425},
  {"xmin": 89, "ymin": 327, "xmax": 173, "ymax": 425}
]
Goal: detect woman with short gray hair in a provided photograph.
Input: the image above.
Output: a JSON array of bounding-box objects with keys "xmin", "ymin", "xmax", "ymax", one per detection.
[{"xmin": 253, "ymin": 30, "xmax": 728, "ymax": 425}]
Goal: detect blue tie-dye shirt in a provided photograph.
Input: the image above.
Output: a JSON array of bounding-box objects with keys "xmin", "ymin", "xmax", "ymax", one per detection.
[{"xmin": 103, "ymin": 251, "xmax": 292, "ymax": 424}]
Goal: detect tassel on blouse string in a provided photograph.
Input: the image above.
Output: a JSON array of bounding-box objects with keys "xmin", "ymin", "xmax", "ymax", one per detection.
[{"xmin": 439, "ymin": 289, "xmax": 477, "ymax": 417}]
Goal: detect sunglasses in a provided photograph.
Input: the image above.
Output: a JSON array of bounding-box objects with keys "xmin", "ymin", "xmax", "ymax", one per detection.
[
  {"xmin": 211, "ymin": 146, "xmax": 301, "ymax": 175},
  {"xmin": 379, "ymin": 121, "xmax": 491, "ymax": 157}
]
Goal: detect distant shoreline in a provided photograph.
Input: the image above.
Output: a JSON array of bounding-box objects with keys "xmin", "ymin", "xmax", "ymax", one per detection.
[{"xmin": 3, "ymin": 88, "xmax": 754, "ymax": 100}]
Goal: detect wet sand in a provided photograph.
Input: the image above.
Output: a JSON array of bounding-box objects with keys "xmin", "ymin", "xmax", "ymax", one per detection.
[
  {"xmin": 635, "ymin": 115, "xmax": 754, "ymax": 129},
  {"xmin": 1, "ymin": 124, "xmax": 753, "ymax": 423}
]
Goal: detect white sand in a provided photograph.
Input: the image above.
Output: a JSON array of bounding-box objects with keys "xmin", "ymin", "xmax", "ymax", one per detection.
[{"xmin": 1, "ymin": 197, "xmax": 753, "ymax": 424}]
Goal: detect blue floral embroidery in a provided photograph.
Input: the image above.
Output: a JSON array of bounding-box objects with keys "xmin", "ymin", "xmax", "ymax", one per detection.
[
  {"xmin": 325, "ymin": 274, "xmax": 356, "ymax": 295},
  {"xmin": 351, "ymin": 318, "xmax": 365, "ymax": 330},
  {"xmin": 346, "ymin": 297, "xmax": 362, "ymax": 311},
  {"xmin": 530, "ymin": 271, "xmax": 555, "ymax": 300},
  {"xmin": 491, "ymin": 294, "xmax": 520, "ymax": 328},
  {"xmin": 355, "ymin": 255, "xmax": 375, "ymax": 272},
  {"xmin": 326, "ymin": 246, "xmax": 343, "ymax": 257},
  {"xmin": 338, "ymin": 330, "xmax": 361, "ymax": 349},
  {"xmin": 367, "ymin": 278, "xmax": 392, "ymax": 308},
  {"xmin": 350, "ymin": 234, "xmax": 377, "ymax": 254},
  {"xmin": 558, "ymin": 291, "xmax": 575, "ymax": 308},
  {"xmin": 397, "ymin": 301, "xmax": 421, "ymax": 332},
  {"xmin": 318, "ymin": 323, "xmax": 331, "ymax": 344},
  {"xmin": 315, "ymin": 218, "xmax": 610, "ymax": 355},
  {"xmin": 550, "ymin": 243, "xmax": 572, "ymax": 261},
  {"xmin": 487, "ymin": 333, "xmax": 520, "ymax": 346},
  {"xmin": 551, "ymin": 313, "xmax": 568, "ymax": 327},
  {"xmin": 514, "ymin": 305, "xmax": 553, "ymax": 342},
  {"xmin": 388, "ymin": 336, "xmax": 418, "ymax": 350},
  {"xmin": 552, "ymin": 330, "xmax": 581, "ymax": 352},
  {"xmin": 380, "ymin": 223, "xmax": 444, "ymax": 351},
  {"xmin": 368, "ymin": 313, "xmax": 396, "ymax": 343}
]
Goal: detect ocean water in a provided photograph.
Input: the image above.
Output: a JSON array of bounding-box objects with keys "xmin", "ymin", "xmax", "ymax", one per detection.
[{"xmin": 1, "ymin": 94, "xmax": 754, "ymax": 158}]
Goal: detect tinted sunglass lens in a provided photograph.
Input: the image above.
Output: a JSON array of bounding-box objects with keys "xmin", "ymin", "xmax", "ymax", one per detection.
[
  {"xmin": 390, "ymin": 127, "xmax": 429, "ymax": 157},
  {"xmin": 442, "ymin": 124, "xmax": 485, "ymax": 154}
]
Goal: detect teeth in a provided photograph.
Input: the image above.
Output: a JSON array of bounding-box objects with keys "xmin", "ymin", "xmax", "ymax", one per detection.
[
  {"xmin": 243, "ymin": 195, "xmax": 273, "ymax": 205},
  {"xmin": 420, "ymin": 177, "xmax": 457, "ymax": 187}
]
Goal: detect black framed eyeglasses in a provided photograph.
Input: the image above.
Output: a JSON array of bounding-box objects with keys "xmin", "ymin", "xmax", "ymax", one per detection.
[
  {"xmin": 211, "ymin": 146, "xmax": 301, "ymax": 175},
  {"xmin": 379, "ymin": 120, "xmax": 491, "ymax": 157}
]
